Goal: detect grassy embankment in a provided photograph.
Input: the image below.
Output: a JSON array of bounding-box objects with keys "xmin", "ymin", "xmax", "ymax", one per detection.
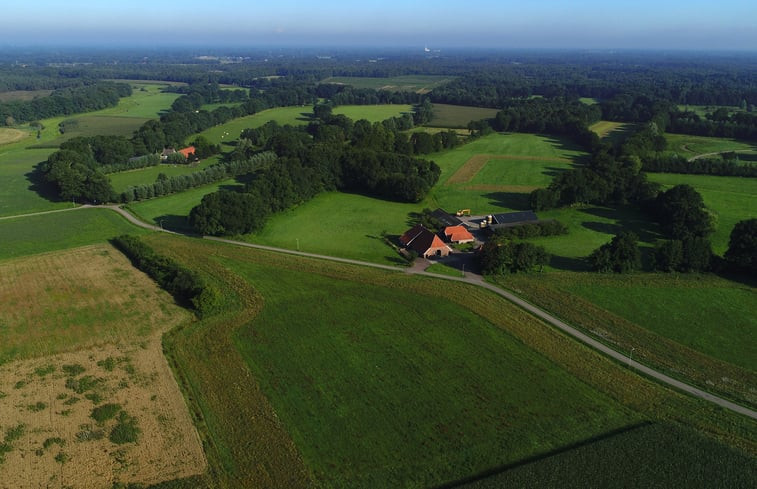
[{"xmin": 148, "ymin": 233, "xmax": 755, "ymax": 488}]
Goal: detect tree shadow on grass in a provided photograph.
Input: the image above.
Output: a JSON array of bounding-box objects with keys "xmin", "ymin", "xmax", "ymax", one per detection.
[
  {"xmin": 549, "ymin": 254, "xmax": 590, "ymax": 272},
  {"xmin": 152, "ymin": 214, "xmax": 192, "ymax": 233},
  {"xmin": 26, "ymin": 162, "xmax": 63, "ymax": 203},
  {"xmin": 542, "ymin": 166, "xmax": 570, "ymax": 178},
  {"xmin": 579, "ymin": 206, "xmax": 663, "ymax": 245},
  {"xmin": 436, "ymin": 421, "xmax": 653, "ymax": 489},
  {"xmin": 482, "ymin": 192, "xmax": 531, "ymax": 211}
]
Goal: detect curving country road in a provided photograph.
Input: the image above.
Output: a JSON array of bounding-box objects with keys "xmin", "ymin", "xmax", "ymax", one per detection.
[{"xmin": 4, "ymin": 204, "xmax": 754, "ymax": 419}]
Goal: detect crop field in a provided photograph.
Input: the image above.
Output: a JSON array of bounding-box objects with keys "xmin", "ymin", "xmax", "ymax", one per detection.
[
  {"xmin": 501, "ymin": 272, "xmax": 757, "ymax": 406},
  {"xmin": 664, "ymin": 133, "xmax": 757, "ymax": 158},
  {"xmin": 127, "ymin": 178, "xmax": 244, "ymax": 231},
  {"xmin": 0, "ymin": 244, "xmax": 204, "ymax": 487},
  {"xmin": 461, "ymin": 422, "xmax": 756, "ymax": 488},
  {"xmin": 0, "ymin": 208, "xmax": 148, "ymax": 260},
  {"xmin": 148, "ymin": 234, "xmax": 756, "ymax": 487},
  {"xmin": 647, "ymin": 172, "xmax": 757, "ymax": 253},
  {"xmin": 322, "ymin": 75, "xmax": 454, "ymax": 93},
  {"xmin": 0, "ymin": 89, "xmax": 53, "ymax": 102},
  {"xmin": 429, "ymin": 103, "xmax": 500, "ymax": 128},
  {"xmin": 31, "ymin": 115, "xmax": 150, "ymax": 148},
  {"xmin": 109, "ymin": 156, "xmax": 221, "ymax": 193},
  {"xmin": 196, "ymin": 104, "xmax": 413, "ymax": 146},
  {"xmin": 0, "ymin": 128, "xmax": 28, "ymax": 145}
]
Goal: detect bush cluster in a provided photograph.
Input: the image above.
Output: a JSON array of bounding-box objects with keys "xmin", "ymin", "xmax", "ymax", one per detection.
[{"xmin": 492, "ymin": 220, "xmax": 568, "ymax": 239}]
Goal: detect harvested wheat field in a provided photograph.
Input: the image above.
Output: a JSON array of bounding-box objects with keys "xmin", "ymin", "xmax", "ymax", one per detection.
[{"xmin": 0, "ymin": 245, "xmax": 205, "ymax": 488}]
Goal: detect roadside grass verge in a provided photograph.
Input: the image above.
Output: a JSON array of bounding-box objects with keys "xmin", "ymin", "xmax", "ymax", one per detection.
[
  {"xmin": 0, "ymin": 208, "xmax": 149, "ymax": 260},
  {"xmin": 149, "ymin": 234, "xmax": 755, "ymax": 488},
  {"xmin": 499, "ymin": 272, "xmax": 757, "ymax": 406}
]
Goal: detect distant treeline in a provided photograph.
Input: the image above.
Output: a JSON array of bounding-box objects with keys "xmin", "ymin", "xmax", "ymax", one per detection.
[
  {"xmin": 643, "ymin": 153, "xmax": 757, "ymax": 177},
  {"xmin": 111, "ymin": 235, "xmax": 221, "ymax": 316},
  {"xmin": 0, "ymin": 82, "xmax": 131, "ymax": 125}
]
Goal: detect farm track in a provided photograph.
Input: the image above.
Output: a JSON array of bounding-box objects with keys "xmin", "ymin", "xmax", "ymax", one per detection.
[{"xmin": 5, "ymin": 203, "xmax": 756, "ymax": 420}]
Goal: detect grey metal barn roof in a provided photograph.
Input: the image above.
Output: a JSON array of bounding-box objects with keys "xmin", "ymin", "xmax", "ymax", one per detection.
[
  {"xmin": 431, "ymin": 208, "xmax": 463, "ymax": 227},
  {"xmin": 492, "ymin": 211, "xmax": 539, "ymax": 225}
]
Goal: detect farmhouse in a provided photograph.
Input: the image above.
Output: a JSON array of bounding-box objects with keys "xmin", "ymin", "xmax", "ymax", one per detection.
[
  {"xmin": 443, "ymin": 225, "xmax": 475, "ymax": 244},
  {"xmin": 178, "ymin": 146, "xmax": 196, "ymax": 159},
  {"xmin": 160, "ymin": 148, "xmax": 176, "ymax": 160},
  {"xmin": 400, "ymin": 225, "xmax": 452, "ymax": 258}
]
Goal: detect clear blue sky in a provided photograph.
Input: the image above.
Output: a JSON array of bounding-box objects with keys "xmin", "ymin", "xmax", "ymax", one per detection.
[{"xmin": 2, "ymin": 0, "xmax": 756, "ymax": 50}]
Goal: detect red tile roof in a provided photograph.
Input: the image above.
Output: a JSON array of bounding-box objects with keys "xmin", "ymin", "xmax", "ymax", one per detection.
[
  {"xmin": 178, "ymin": 146, "xmax": 196, "ymax": 158},
  {"xmin": 444, "ymin": 225, "xmax": 474, "ymax": 243}
]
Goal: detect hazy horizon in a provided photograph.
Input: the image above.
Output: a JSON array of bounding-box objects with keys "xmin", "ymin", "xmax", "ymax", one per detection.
[{"xmin": 2, "ymin": 0, "xmax": 756, "ymax": 52}]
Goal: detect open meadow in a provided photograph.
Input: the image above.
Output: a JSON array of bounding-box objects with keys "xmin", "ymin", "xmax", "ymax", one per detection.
[
  {"xmin": 0, "ymin": 244, "xmax": 204, "ymax": 488},
  {"xmin": 195, "ymin": 104, "xmax": 413, "ymax": 146},
  {"xmin": 647, "ymin": 172, "xmax": 757, "ymax": 253},
  {"xmin": 321, "ymin": 75, "xmax": 454, "ymax": 93},
  {"xmin": 145, "ymin": 234, "xmax": 756, "ymax": 487},
  {"xmin": 429, "ymin": 103, "xmax": 500, "ymax": 128},
  {"xmin": 0, "ymin": 207, "xmax": 148, "ymax": 260},
  {"xmin": 109, "ymin": 156, "xmax": 222, "ymax": 193},
  {"xmin": 664, "ymin": 133, "xmax": 757, "ymax": 158},
  {"xmin": 589, "ymin": 120, "xmax": 636, "ymax": 144}
]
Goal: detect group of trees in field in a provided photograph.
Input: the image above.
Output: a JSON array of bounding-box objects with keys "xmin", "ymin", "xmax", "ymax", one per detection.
[
  {"xmin": 189, "ymin": 111, "xmax": 441, "ymax": 236},
  {"xmin": 642, "ymin": 153, "xmax": 757, "ymax": 177},
  {"xmin": 667, "ymin": 109, "xmax": 757, "ymax": 140},
  {"xmin": 111, "ymin": 235, "xmax": 221, "ymax": 316},
  {"xmin": 0, "ymin": 82, "xmax": 131, "ymax": 125},
  {"xmin": 478, "ymin": 239, "xmax": 549, "ymax": 274}
]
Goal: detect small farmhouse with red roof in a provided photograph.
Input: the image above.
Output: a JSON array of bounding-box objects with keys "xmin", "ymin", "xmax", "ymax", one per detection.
[
  {"xmin": 399, "ymin": 225, "xmax": 452, "ymax": 258},
  {"xmin": 443, "ymin": 225, "xmax": 475, "ymax": 244},
  {"xmin": 178, "ymin": 146, "xmax": 196, "ymax": 160}
]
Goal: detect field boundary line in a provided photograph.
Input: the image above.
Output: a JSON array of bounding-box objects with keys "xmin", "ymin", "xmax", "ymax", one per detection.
[{"xmin": 0, "ymin": 205, "xmax": 86, "ymax": 220}]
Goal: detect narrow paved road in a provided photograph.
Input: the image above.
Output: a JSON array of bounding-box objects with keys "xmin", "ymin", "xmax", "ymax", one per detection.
[{"xmin": 7, "ymin": 204, "xmax": 754, "ymax": 419}]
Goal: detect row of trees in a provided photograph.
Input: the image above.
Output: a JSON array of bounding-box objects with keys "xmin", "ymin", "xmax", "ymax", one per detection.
[
  {"xmin": 642, "ymin": 153, "xmax": 757, "ymax": 178},
  {"xmin": 0, "ymin": 82, "xmax": 131, "ymax": 125}
]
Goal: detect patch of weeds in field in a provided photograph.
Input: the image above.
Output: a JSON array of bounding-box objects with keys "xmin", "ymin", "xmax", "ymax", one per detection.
[
  {"xmin": 65, "ymin": 375, "xmax": 102, "ymax": 394},
  {"xmin": 58, "ymin": 409, "xmax": 72, "ymax": 417},
  {"xmin": 118, "ymin": 380, "xmax": 129, "ymax": 389},
  {"xmin": 75, "ymin": 424, "xmax": 105, "ymax": 442},
  {"xmin": 63, "ymin": 396, "xmax": 80, "ymax": 406},
  {"xmin": 85, "ymin": 392, "xmax": 104, "ymax": 404},
  {"xmin": 62, "ymin": 364, "xmax": 86, "ymax": 377},
  {"xmin": 54, "ymin": 451, "xmax": 69, "ymax": 464},
  {"xmin": 34, "ymin": 364, "xmax": 56, "ymax": 377},
  {"xmin": 0, "ymin": 391, "xmax": 6, "ymax": 399},
  {"xmin": 43, "ymin": 437, "xmax": 65, "ymax": 450},
  {"xmin": 109, "ymin": 411, "xmax": 140, "ymax": 444},
  {"xmin": 27, "ymin": 401, "xmax": 47, "ymax": 412},
  {"xmin": 14, "ymin": 380, "xmax": 27, "ymax": 389},
  {"xmin": 97, "ymin": 357, "xmax": 116, "ymax": 372},
  {"xmin": 56, "ymin": 392, "xmax": 68, "ymax": 400},
  {"xmin": 5, "ymin": 424, "xmax": 26, "ymax": 443},
  {"xmin": 91, "ymin": 403, "xmax": 122, "ymax": 424}
]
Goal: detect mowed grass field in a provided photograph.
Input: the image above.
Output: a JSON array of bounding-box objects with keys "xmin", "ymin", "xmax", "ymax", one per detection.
[
  {"xmin": 127, "ymin": 178, "xmax": 245, "ymax": 231},
  {"xmin": 322, "ymin": 75, "xmax": 454, "ymax": 93},
  {"xmin": 501, "ymin": 271, "xmax": 757, "ymax": 407},
  {"xmin": 0, "ymin": 207, "xmax": 149, "ymax": 260},
  {"xmin": 664, "ymin": 133, "xmax": 757, "ymax": 158},
  {"xmin": 648, "ymin": 173, "xmax": 757, "ymax": 253},
  {"xmin": 109, "ymin": 155, "xmax": 222, "ymax": 193},
  {"xmin": 429, "ymin": 103, "xmax": 500, "ymax": 128},
  {"xmin": 589, "ymin": 120, "xmax": 636, "ymax": 144},
  {"xmin": 0, "ymin": 243, "xmax": 185, "ymax": 363},
  {"xmin": 196, "ymin": 104, "xmax": 413, "ymax": 146},
  {"xmin": 150, "ymin": 234, "xmax": 756, "ymax": 488}
]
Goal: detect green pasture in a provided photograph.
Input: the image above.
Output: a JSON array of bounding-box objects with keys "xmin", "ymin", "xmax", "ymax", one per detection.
[
  {"xmin": 579, "ymin": 97, "xmax": 600, "ymax": 105},
  {"xmin": 0, "ymin": 207, "xmax": 148, "ymax": 260},
  {"xmin": 677, "ymin": 105, "xmax": 746, "ymax": 117},
  {"xmin": 109, "ymin": 156, "xmax": 221, "ymax": 193},
  {"xmin": 322, "ymin": 75, "xmax": 454, "ymax": 92},
  {"xmin": 664, "ymin": 133, "xmax": 756, "ymax": 158},
  {"xmin": 0, "ymin": 146, "xmax": 71, "ymax": 217},
  {"xmin": 425, "ymin": 262, "xmax": 465, "ymax": 277},
  {"xmin": 227, "ymin": 257, "xmax": 638, "ymax": 488},
  {"xmin": 244, "ymin": 191, "xmax": 419, "ymax": 266},
  {"xmin": 462, "ymin": 422, "xmax": 756, "ymax": 488},
  {"xmin": 429, "ymin": 104, "xmax": 499, "ymax": 128},
  {"xmin": 648, "ymin": 173, "xmax": 757, "ymax": 253},
  {"xmin": 470, "ymin": 157, "xmax": 573, "ymax": 188},
  {"xmin": 127, "ymin": 178, "xmax": 244, "ymax": 232},
  {"xmin": 196, "ymin": 104, "xmax": 412, "ymax": 146}
]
